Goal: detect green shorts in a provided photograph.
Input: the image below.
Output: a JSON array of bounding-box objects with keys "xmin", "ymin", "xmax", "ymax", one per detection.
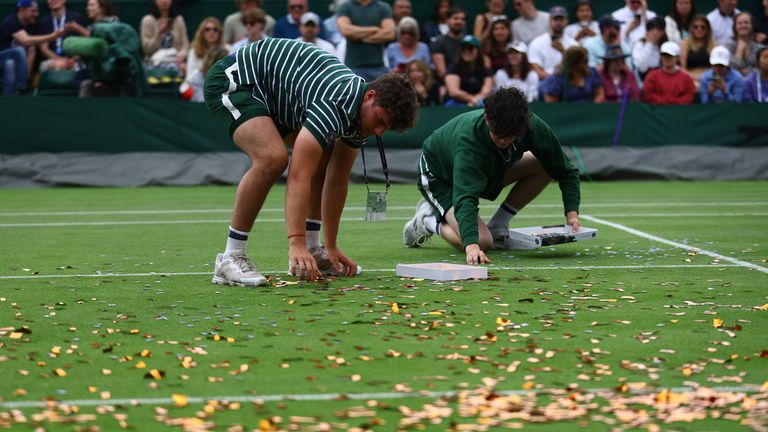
[
  {"xmin": 416, "ymin": 153, "xmax": 453, "ymax": 221},
  {"xmin": 204, "ymin": 55, "xmax": 290, "ymax": 138}
]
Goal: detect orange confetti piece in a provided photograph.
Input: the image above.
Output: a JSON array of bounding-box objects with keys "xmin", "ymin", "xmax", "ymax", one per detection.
[
  {"xmin": 135, "ymin": 361, "xmax": 147, "ymax": 369},
  {"xmin": 88, "ymin": 386, "xmax": 98, "ymax": 393},
  {"xmin": 522, "ymin": 381, "xmax": 534, "ymax": 390},
  {"xmin": 53, "ymin": 368, "xmax": 67, "ymax": 377},
  {"xmin": 172, "ymin": 393, "xmax": 189, "ymax": 407},
  {"xmin": 9, "ymin": 332, "xmax": 23, "ymax": 339},
  {"xmin": 226, "ymin": 337, "xmax": 235, "ymax": 343},
  {"xmin": 148, "ymin": 369, "xmax": 164, "ymax": 380},
  {"xmin": 392, "ymin": 303, "xmax": 400, "ymax": 314},
  {"xmin": 712, "ymin": 318, "xmax": 724, "ymax": 328},
  {"xmin": 682, "ymin": 367, "xmax": 692, "ymax": 377},
  {"xmin": 140, "ymin": 349, "xmax": 151, "ymax": 357}
]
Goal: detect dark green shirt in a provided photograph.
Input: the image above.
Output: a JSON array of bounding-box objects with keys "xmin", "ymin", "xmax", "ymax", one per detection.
[
  {"xmin": 422, "ymin": 109, "xmax": 580, "ymax": 248},
  {"xmin": 336, "ymin": 0, "xmax": 392, "ymax": 68}
]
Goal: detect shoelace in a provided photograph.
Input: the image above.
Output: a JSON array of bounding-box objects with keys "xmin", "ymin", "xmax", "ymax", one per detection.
[{"xmin": 231, "ymin": 255, "xmax": 257, "ymax": 273}]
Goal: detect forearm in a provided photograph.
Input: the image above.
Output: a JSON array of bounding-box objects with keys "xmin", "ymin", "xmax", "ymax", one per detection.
[
  {"xmin": 362, "ymin": 28, "xmax": 395, "ymax": 44},
  {"xmin": 339, "ymin": 24, "xmax": 378, "ymax": 41}
]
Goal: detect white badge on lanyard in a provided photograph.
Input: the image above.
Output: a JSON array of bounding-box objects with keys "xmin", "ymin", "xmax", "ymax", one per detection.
[{"xmin": 361, "ymin": 135, "xmax": 390, "ymax": 221}]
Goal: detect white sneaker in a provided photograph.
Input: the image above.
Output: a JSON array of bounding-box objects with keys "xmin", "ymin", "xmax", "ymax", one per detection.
[
  {"xmin": 403, "ymin": 199, "xmax": 434, "ymax": 248},
  {"xmin": 212, "ymin": 251, "xmax": 268, "ymax": 287},
  {"xmin": 312, "ymin": 246, "xmax": 363, "ymax": 276},
  {"xmin": 488, "ymin": 224, "xmax": 509, "ymax": 250}
]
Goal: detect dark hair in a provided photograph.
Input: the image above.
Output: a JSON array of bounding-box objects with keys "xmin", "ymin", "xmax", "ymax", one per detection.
[
  {"xmin": 484, "ymin": 87, "xmax": 530, "ymax": 138},
  {"xmin": 503, "ymin": 49, "xmax": 531, "ymax": 79},
  {"xmin": 447, "ymin": 6, "xmax": 465, "ymax": 19},
  {"xmin": 431, "ymin": 0, "xmax": 454, "ymax": 23},
  {"xmin": 757, "ymin": 46, "xmax": 768, "ymax": 63},
  {"xmin": 368, "ymin": 72, "xmax": 420, "ymax": 133},
  {"xmin": 669, "ymin": 0, "xmax": 695, "ymax": 34},
  {"xmin": 96, "ymin": 0, "xmax": 117, "ymax": 18},
  {"xmin": 483, "ymin": 19, "xmax": 512, "ymax": 60},
  {"xmin": 150, "ymin": 0, "xmax": 179, "ymax": 18}
]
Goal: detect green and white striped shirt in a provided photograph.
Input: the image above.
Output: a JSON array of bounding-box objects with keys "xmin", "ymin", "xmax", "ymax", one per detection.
[{"xmin": 234, "ymin": 38, "xmax": 367, "ymax": 148}]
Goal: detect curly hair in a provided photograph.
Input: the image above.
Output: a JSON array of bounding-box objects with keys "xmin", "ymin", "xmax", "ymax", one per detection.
[
  {"xmin": 368, "ymin": 72, "xmax": 420, "ymax": 133},
  {"xmin": 483, "ymin": 87, "xmax": 529, "ymax": 139}
]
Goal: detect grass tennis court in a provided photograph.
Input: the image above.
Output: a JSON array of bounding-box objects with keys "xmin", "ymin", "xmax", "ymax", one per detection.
[{"xmin": 1, "ymin": 181, "xmax": 766, "ymax": 430}]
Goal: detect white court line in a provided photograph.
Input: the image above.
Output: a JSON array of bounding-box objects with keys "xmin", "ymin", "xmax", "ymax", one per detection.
[
  {"xmin": 1, "ymin": 201, "xmax": 766, "ymax": 217},
  {"xmin": 2, "ymin": 213, "xmax": 768, "ymax": 228},
  {"xmin": 0, "ymin": 264, "xmax": 741, "ymax": 280},
  {"xmin": 0, "ymin": 384, "xmax": 762, "ymax": 410},
  {"xmin": 582, "ymin": 215, "xmax": 768, "ymax": 274}
]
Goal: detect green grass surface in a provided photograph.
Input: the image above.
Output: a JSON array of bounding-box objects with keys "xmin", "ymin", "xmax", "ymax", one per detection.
[{"xmin": 0, "ymin": 181, "xmax": 766, "ymax": 431}]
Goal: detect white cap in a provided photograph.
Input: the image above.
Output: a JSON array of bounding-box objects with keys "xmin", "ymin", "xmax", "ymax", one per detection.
[
  {"xmin": 660, "ymin": 41, "xmax": 680, "ymax": 56},
  {"xmin": 300, "ymin": 11, "xmax": 320, "ymax": 25},
  {"xmin": 505, "ymin": 40, "xmax": 528, "ymax": 54},
  {"xmin": 709, "ymin": 45, "xmax": 730, "ymax": 66}
]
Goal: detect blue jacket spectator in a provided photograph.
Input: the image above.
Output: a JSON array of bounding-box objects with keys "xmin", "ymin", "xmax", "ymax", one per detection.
[{"xmin": 700, "ymin": 45, "xmax": 744, "ymax": 103}]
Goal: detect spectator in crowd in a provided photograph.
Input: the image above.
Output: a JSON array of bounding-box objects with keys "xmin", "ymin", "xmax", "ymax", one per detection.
[
  {"xmin": 542, "ymin": 46, "xmax": 604, "ymax": 102},
  {"xmin": 444, "ymin": 35, "xmax": 493, "ymax": 107},
  {"xmin": 482, "ymin": 15, "xmax": 512, "ymax": 72},
  {"xmin": 528, "ymin": 6, "xmax": 579, "ymax": 81},
  {"xmin": 726, "ymin": 12, "xmax": 764, "ymax": 76},
  {"xmin": 430, "ymin": 6, "xmax": 465, "ymax": 82},
  {"xmin": 406, "ymin": 59, "xmax": 440, "ymax": 105},
  {"xmin": 223, "ymin": 0, "xmax": 274, "ymax": 44},
  {"xmin": 230, "ymin": 7, "xmax": 267, "ymax": 53},
  {"xmin": 584, "ymin": 15, "xmax": 631, "ymax": 68},
  {"xmin": 613, "ymin": 0, "xmax": 658, "ymax": 47},
  {"xmin": 665, "ymin": 0, "xmax": 695, "ymax": 44},
  {"xmin": 336, "ymin": 0, "xmax": 393, "ymax": 81},
  {"xmin": 599, "ymin": 44, "xmax": 640, "ymax": 101},
  {"xmin": 700, "ymin": 44, "xmax": 743, "ymax": 102},
  {"xmin": 707, "ymin": 0, "xmax": 739, "ymax": 45},
  {"xmin": 386, "ymin": 16, "xmax": 430, "ymax": 71},
  {"xmin": 511, "ymin": 0, "xmax": 549, "ymax": 45},
  {"xmin": 473, "ymin": 0, "xmax": 507, "ymax": 45},
  {"xmin": 37, "ymin": 0, "xmax": 87, "ymax": 71},
  {"xmin": 632, "ymin": 16, "xmax": 667, "ymax": 80},
  {"xmin": 422, "ymin": 0, "xmax": 452, "ymax": 43},
  {"xmin": 273, "ymin": 0, "xmax": 307, "ymax": 39},
  {"xmin": 680, "ymin": 14, "xmax": 715, "ymax": 82},
  {"xmin": 1, "ymin": 0, "xmax": 63, "ymax": 94},
  {"xmin": 392, "ymin": 0, "xmax": 412, "ymax": 27},
  {"xmin": 493, "ymin": 40, "xmax": 539, "ymax": 101},
  {"xmin": 642, "ymin": 41, "xmax": 696, "ymax": 104},
  {"xmin": 323, "ymin": 0, "xmax": 349, "ymax": 47},
  {"xmin": 297, "ymin": 12, "xmax": 337, "ymax": 58},
  {"xmin": 742, "ymin": 46, "xmax": 768, "ymax": 102},
  {"xmin": 141, "ymin": 0, "xmax": 188, "ymax": 71},
  {"xmin": 185, "ymin": 45, "xmax": 227, "ymax": 102},
  {"xmin": 65, "ymin": 0, "xmax": 120, "ymax": 37},
  {"xmin": 754, "ymin": 0, "xmax": 767, "ymax": 44},
  {"xmin": 564, "ymin": 0, "xmax": 598, "ymax": 42},
  {"xmin": 182, "ymin": 16, "xmax": 223, "ymax": 81}
]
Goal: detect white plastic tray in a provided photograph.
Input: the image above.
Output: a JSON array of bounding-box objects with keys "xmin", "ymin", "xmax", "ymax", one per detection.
[
  {"xmin": 396, "ymin": 263, "xmax": 488, "ymax": 281},
  {"xmin": 506, "ymin": 225, "xmax": 599, "ymax": 249}
]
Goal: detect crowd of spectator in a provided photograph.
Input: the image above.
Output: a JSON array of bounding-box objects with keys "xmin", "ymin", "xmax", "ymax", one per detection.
[{"xmin": 0, "ymin": 0, "xmax": 766, "ymax": 104}]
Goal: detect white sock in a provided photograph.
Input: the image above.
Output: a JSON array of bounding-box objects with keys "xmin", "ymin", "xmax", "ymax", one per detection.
[
  {"xmin": 488, "ymin": 203, "xmax": 518, "ymax": 228},
  {"xmin": 225, "ymin": 226, "xmax": 249, "ymax": 254},
  {"xmin": 306, "ymin": 218, "xmax": 322, "ymax": 249},
  {"xmin": 424, "ymin": 215, "xmax": 439, "ymax": 235}
]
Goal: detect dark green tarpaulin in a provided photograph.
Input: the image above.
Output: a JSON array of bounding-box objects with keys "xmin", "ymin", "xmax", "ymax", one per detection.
[{"xmin": 2, "ymin": 97, "xmax": 766, "ymax": 155}]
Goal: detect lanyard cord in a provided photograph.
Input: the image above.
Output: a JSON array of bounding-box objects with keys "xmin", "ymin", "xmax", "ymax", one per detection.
[{"xmin": 359, "ymin": 135, "xmax": 391, "ymax": 193}]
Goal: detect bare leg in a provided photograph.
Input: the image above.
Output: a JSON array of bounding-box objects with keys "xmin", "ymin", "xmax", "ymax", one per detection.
[
  {"xmin": 500, "ymin": 151, "xmax": 552, "ymax": 210},
  {"xmin": 441, "ymin": 207, "xmax": 493, "ymax": 251},
  {"xmin": 230, "ymin": 117, "xmax": 289, "ymax": 232}
]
